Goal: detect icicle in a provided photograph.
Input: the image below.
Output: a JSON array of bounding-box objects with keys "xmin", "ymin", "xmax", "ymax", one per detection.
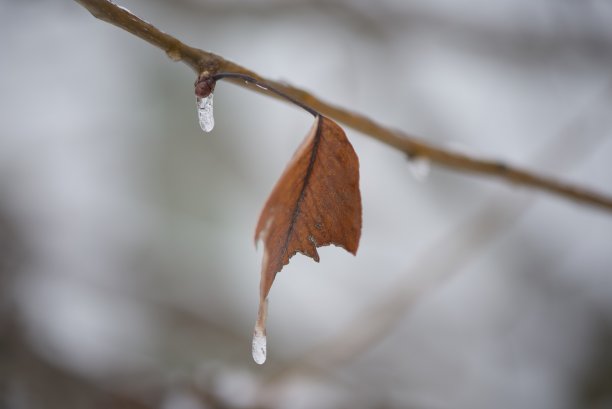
[
  {"xmin": 408, "ymin": 156, "xmax": 430, "ymax": 182},
  {"xmin": 252, "ymin": 328, "xmax": 267, "ymax": 365},
  {"xmin": 252, "ymin": 298, "xmax": 268, "ymax": 365},
  {"xmin": 197, "ymin": 94, "xmax": 214, "ymax": 132}
]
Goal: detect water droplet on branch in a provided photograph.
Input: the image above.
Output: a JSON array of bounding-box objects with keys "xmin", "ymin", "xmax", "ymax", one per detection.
[
  {"xmin": 197, "ymin": 94, "xmax": 214, "ymax": 132},
  {"xmin": 166, "ymin": 48, "xmax": 182, "ymax": 61},
  {"xmin": 408, "ymin": 156, "xmax": 430, "ymax": 182}
]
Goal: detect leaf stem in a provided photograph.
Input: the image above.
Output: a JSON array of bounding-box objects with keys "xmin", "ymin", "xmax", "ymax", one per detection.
[
  {"xmin": 73, "ymin": 0, "xmax": 612, "ymax": 213},
  {"xmin": 212, "ymin": 72, "xmax": 319, "ymax": 117}
]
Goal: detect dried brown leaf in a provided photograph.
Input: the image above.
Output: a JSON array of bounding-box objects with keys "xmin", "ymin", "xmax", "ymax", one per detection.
[{"xmin": 255, "ymin": 115, "xmax": 362, "ymax": 300}]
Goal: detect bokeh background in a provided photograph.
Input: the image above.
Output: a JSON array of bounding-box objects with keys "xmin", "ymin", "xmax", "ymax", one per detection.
[{"xmin": 2, "ymin": 1, "xmax": 612, "ymax": 408}]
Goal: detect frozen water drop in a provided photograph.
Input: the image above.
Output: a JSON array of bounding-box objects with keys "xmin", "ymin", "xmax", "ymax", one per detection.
[
  {"xmin": 166, "ymin": 48, "xmax": 181, "ymax": 61},
  {"xmin": 252, "ymin": 298, "xmax": 268, "ymax": 365},
  {"xmin": 408, "ymin": 156, "xmax": 430, "ymax": 182},
  {"xmin": 197, "ymin": 94, "xmax": 214, "ymax": 132},
  {"xmin": 252, "ymin": 328, "xmax": 267, "ymax": 365}
]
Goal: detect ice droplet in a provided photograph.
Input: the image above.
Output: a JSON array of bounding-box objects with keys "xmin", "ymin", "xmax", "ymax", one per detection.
[
  {"xmin": 197, "ymin": 94, "xmax": 214, "ymax": 132},
  {"xmin": 252, "ymin": 298, "xmax": 268, "ymax": 365},
  {"xmin": 252, "ymin": 328, "xmax": 267, "ymax": 365},
  {"xmin": 408, "ymin": 156, "xmax": 430, "ymax": 182},
  {"xmin": 166, "ymin": 48, "xmax": 181, "ymax": 61}
]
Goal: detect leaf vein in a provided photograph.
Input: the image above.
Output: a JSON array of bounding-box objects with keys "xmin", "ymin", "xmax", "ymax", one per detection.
[{"xmin": 281, "ymin": 116, "xmax": 323, "ymax": 261}]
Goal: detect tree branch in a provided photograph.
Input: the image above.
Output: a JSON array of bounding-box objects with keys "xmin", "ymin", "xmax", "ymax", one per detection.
[{"xmin": 74, "ymin": 0, "xmax": 612, "ymax": 213}]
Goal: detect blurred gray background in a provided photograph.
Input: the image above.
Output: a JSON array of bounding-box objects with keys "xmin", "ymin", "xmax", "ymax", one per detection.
[{"xmin": 1, "ymin": 0, "xmax": 612, "ymax": 408}]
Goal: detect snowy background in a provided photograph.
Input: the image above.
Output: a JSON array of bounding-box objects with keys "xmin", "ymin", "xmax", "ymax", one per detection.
[{"xmin": 1, "ymin": 1, "xmax": 612, "ymax": 408}]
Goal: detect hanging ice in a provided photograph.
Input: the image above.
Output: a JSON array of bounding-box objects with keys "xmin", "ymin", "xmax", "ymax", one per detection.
[
  {"xmin": 408, "ymin": 156, "xmax": 430, "ymax": 182},
  {"xmin": 252, "ymin": 298, "xmax": 268, "ymax": 364},
  {"xmin": 197, "ymin": 94, "xmax": 214, "ymax": 132},
  {"xmin": 252, "ymin": 328, "xmax": 267, "ymax": 365}
]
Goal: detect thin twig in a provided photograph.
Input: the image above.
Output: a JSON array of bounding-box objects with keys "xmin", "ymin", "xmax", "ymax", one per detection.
[{"xmin": 74, "ymin": 0, "xmax": 612, "ymax": 213}]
